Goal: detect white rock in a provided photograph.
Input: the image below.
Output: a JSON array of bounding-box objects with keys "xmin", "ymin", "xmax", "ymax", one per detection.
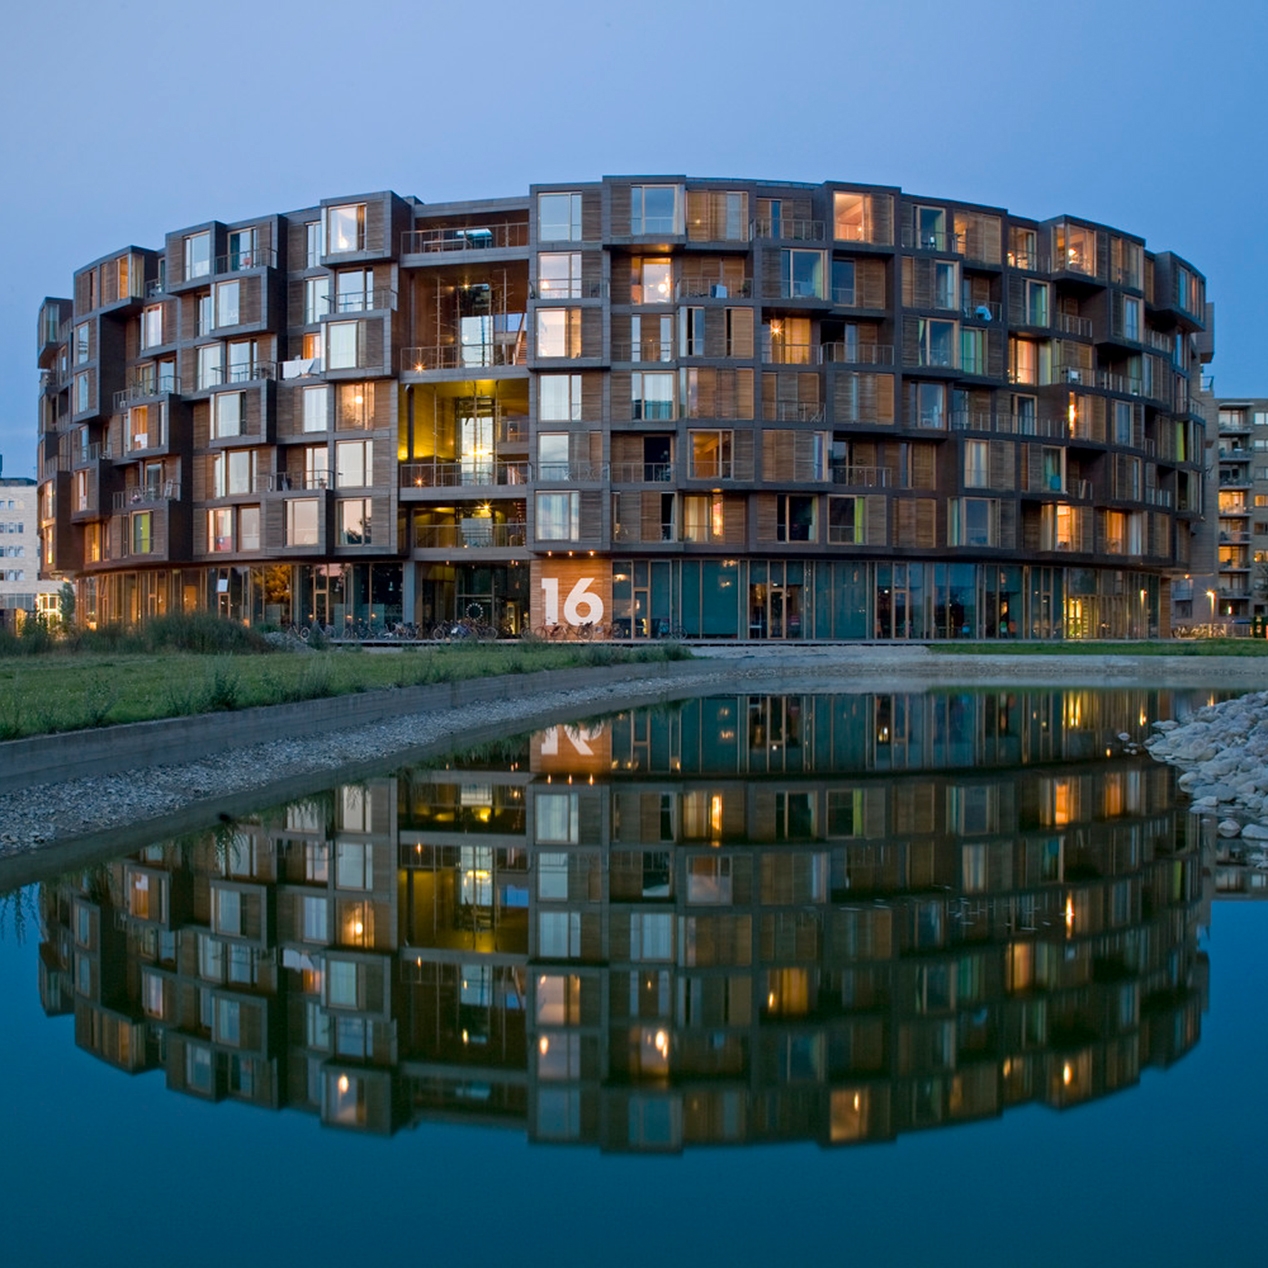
[
  {"xmin": 1218, "ymin": 819, "xmax": 1242, "ymax": 837},
  {"xmin": 1241, "ymin": 823, "xmax": 1268, "ymax": 840}
]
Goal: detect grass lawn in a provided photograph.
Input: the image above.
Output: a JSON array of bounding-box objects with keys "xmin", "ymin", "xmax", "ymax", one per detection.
[
  {"xmin": 0, "ymin": 641, "xmax": 689, "ymax": 741},
  {"xmin": 930, "ymin": 639, "xmax": 1268, "ymax": 656}
]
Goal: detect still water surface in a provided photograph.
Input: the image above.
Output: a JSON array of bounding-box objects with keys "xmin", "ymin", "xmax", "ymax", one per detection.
[{"xmin": 1, "ymin": 686, "xmax": 1265, "ymax": 1267}]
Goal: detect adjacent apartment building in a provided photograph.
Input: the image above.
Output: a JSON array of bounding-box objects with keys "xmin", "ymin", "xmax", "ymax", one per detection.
[
  {"xmin": 0, "ymin": 465, "xmax": 60, "ymax": 624},
  {"xmin": 35, "ymin": 177, "xmax": 1212, "ymax": 639}
]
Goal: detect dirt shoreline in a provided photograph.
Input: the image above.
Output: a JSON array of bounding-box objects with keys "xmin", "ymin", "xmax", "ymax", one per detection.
[{"xmin": 1, "ymin": 647, "xmax": 1263, "ymax": 885}]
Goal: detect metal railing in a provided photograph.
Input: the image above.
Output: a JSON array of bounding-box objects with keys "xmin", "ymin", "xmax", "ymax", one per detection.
[
  {"xmin": 535, "ymin": 461, "xmax": 605, "ymax": 482},
  {"xmin": 610, "ymin": 339, "xmax": 675, "ymax": 363},
  {"xmin": 214, "ymin": 247, "xmax": 276, "ymax": 274},
  {"xmin": 324, "ymin": 288, "xmax": 397, "ymax": 314},
  {"xmin": 199, "ymin": 362, "xmax": 276, "ymax": 388},
  {"xmin": 752, "ymin": 218, "xmax": 826, "ymax": 241},
  {"xmin": 145, "ymin": 278, "xmax": 166, "ymax": 298},
  {"xmin": 530, "ymin": 280, "xmax": 608, "ymax": 300},
  {"xmin": 113, "ymin": 482, "xmax": 180, "ymax": 510},
  {"xmin": 961, "ymin": 300, "xmax": 1003, "ymax": 322},
  {"xmin": 280, "ymin": 357, "xmax": 324, "ymax": 379},
  {"xmin": 413, "ymin": 522, "xmax": 527, "ymax": 549},
  {"xmin": 1055, "ymin": 312, "xmax": 1094, "ymax": 337},
  {"xmin": 770, "ymin": 402, "xmax": 826, "ymax": 423},
  {"xmin": 113, "ymin": 378, "xmax": 180, "ymax": 409},
  {"xmin": 1007, "ymin": 249, "xmax": 1050, "ymax": 272},
  {"xmin": 400, "ymin": 461, "xmax": 530, "ymax": 489},
  {"xmin": 610, "ymin": 462, "xmax": 674, "ymax": 483},
  {"xmin": 1097, "ymin": 371, "xmax": 1144, "ymax": 396},
  {"xmin": 676, "ymin": 277, "xmax": 752, "ymax": 299},
  {"xmin": 402, "ymin": 341, "xmax": 526, "ymax": 372},
  {"xmin": 901, "ymin": 227, "xmax": 963, "ymax": 252},
  {"xmin": 776, "ymin": 281, "xmax": 829, "ymax": 301},
  {"xmin": 831, "ymin": 465, "xmax": 890, "ymax": 488},
  {"xmin": 74, "ymin": 442, "xmax": 112, "ymax": 465},
  {"xmin": 271, "ymin": 473, "xmax": 331, "ymax": 491},
  {"xmin": 402, "ymin": 223, "xmax": 529, "ymax": 254},
  {"xmin": 818, "ymin": 342, "xmax": 895, "ymax": 365}
]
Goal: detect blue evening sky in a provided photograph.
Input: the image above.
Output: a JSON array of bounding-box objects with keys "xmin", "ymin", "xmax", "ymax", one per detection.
[{"xmin": 1, "ymin": 0, "xmax": 1265, "ymax": 473}]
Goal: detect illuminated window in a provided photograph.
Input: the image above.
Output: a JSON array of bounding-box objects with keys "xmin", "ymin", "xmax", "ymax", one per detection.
[
  {"xmin": 536, "ymin": 308, "xmax": 581, "ymax": 358},
  {"xmin": 535, "ymin": 491, "xmax": 579, "ymax": 540},
  {"xmin": 964, "ymin": 440, "xmax": 989, "ymax": 487},
  {"xmin": 538, "ymin": 252, "xmax": 582, "ymax": 298},
  {"xmin": 326, "ymin": 203, "xmax": 366, "ymax": 254}
]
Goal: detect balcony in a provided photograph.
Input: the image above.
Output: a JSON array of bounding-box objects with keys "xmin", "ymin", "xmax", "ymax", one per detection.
[
  {"xmin": 530, "ymin": 281, "xmax": 607, "ymax": 300},
  {"xmin": 676, "ymin": 277, "xmax": 752, "ymax": 300},
  {"xmin": 197, "ymin": 362, "xmax": 276, "ymax": 390},
  {"xmin": 830, "ymin": 465, "xmax": 890, "ymax": 488},
  {"xmin": 535, "ymin": 461, "xmax": 604, "ymax": 483},
  {"xmin": 272, "ymin": 473, "xmax": 332, "ymax": 492},
  {"xmin": 281, "ymin": 357, "xmax": 324, "ymax": 379},
  {"xmin": 611, "ymin": 338, "xmax": 675, "ymax": 363},
  {"xmin": 413, "ymin": 522, "xmax": 527, "ymax": 550},
  {"xmin": 1007, "ymin": 249, "xmax": 1051, "ymax": 272},
  {"xmin": 961, "ymin": 301, "xmax": 1002, "ymax": 323},
  {"xmin": 776, "ymin": 281, "xmax": 830, "ymax": 302},
  {"xmin": 73, "ymin": 442, "xmax": 113, "ymax": 466},
  {"xmin": 610, "ymin": 462, "xmax": 674, "ymax": 484},
  {"xmin": 818, "ymin": 343, "xmax": 895, "ymax": 366},
  {"xmin": 399, "ymin": 460, "xmax": 531, "ymax": 490},
  {"xmin": 752, "ymin": 218, "xmax": 825, "ymax": 241},
  {"xmin": 402, "ymin": 223, "xmax": 529, "ymax": 254},
  {"xmin": 402, "ymin": 340, "xmax": 526, "ymax": 372},
  {"xmin": 770, "ymin": 402, "xmax": 826, "ymax": 423},
  {"xmin": 113, "ymin": 377, "xmax": 181, "ymax": 410},
  {"xmin": 213, "ymin": 247, "xmax": 277, "ymax": 275},
  {"xmin": 322, "ymin": 289, "xmax": 397, "ymax": 314},
  {"xmin": 112, "ymin": 482, "xmax": 181, "ymax": 512},
  {"xmin": 901, "ymin": 228, "xmax": 962, "ymax": 253}
]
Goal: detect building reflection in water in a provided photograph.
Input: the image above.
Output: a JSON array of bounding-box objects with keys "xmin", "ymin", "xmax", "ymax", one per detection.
[{"xmin": 37, "ymin": 689, "xmax": 1210, "ymax": 1151}]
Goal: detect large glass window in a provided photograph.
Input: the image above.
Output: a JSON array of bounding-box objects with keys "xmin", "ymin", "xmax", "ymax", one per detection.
[
  {"xmin": 682, "ymin": 495, "xmax": 725, "ymax": 542},
  {"xmin": 933, "ymin": 261, "xmax": 958, "ymax": 309},
  {"xmin": 539, "ymin": 374, "xmax": 582, "ymax": 421},
  {"xmin": 631, "ymin": 185, "xmax": 682, "ymax": 235},
  {"xmin": 212, "ymin": 392, "xmax": 243, "ymax": 439},
  {"xmin": 302, "ymin": 385, "xmax": 329, "ymax": 432},
  {"xmin": 209, "ymin": 507, "xmax": 234, "ymax": 552},
  {"xmin": 197, "ymin": 343, "xmax": 223, "ymax": 389},
  {"xmin": 239, "ymin": 506, "xmax": 261, "ymax": 551},
  {"xmin": 131, "ymin": 511, "xmax": 153, "ymax": 554},
  {"xmin": 141, "ymin": 305, "xmax": 163, "ymax": 350},
  {"xmin": 949, "ymin": 497, "xmax": 997, "ymax": 546},
  {"xmin": 689, "ymin": 430, "xmax": 733, "ymax": 479},
  {"xmin": 326, "ymin": 204, "xmax": 366, "ymax": 254},
  {"xmin": 227, "ymin": 339, "xmax": 257, "ymax": 382},
  {"xmin": 1122, "ymin": 296, "xmax": 1141, "ymax": 342},
  {"xmin": 633, "ymin": 258, "xmax": 673, "ymax": 304},
  {"xmin": 213, "ymin": 448, "xmax": 258, "ymax": 497},
  {"xmin": 1025, "ymin": 281, "xmax": 1049, "ymax": 326},
  {"xmin": 1056, "ymin": 223, "xmax": 1097, "ymax": 275},
  {"xmin": 335, "ymin": 439, "xmax": 372, "ymax": 487},
  {"xmin": 536, "ymin": 308, "xmax": 581, "ymax": 358},
  {"xmin": 535, "ymin": 491, "xmax": 580, "ymax": 540},
  {"xmin": 964, "ymin": 440, "xmax": 989, "ymax": 487},
  {"xmin": 337, "ymin": 498, "xmax": 372, "ymax": 544},
  {"xmin": 632, "ymin": 371, "xmax": 675, "ymax": 420},
  {"xmin": 537, "ymin": 433, "xmax": 570, "ymax": 480},
  {"xmin": 304, "ymin": 276, "xmax": 330, "ymax": 324},
  {"xmin": 538, "ymin": 252, "xmax": 582, "ymax": 299},
  {"xmin": 538, "ymin": 192, "xmax": 582, "ymax": 242},
  {"xmin": 227, "ymin": 227, "xmax": 258, "ymax": 270},
  {"xmin": 536, "ymin": 793, "xmax": 579, "ymax": 842},
  {"xmin": 918, "ymin": 319, "xmax": 956, "ymax": 367},
  {"xmin": 915, "ymin": 383, "xmax": 947, "ymax": 429},
  {"xmin": 286, "ymin": 499, "xmax": 319, "ymax": 546},
  {"xmin": 828, "ymin": 496, "xmax": 864, "ymax": 543},
  {"xmin": 184, "ymin": 231, "xmax": 211, "ymax": 280},
  {"xmin": 915, "ymin": 206, "xmax": 948, "ymax": 250},
  {"xmin": 327, "ymin": 322, "xmax": 359, "ymax": 370},
  {"xmin": 782, "ymin": 249, "xmax": 825, "ymax": 299},
  {"xmin": 305, "ymin": 220, "xmax": 324, "ymax": 266},
  {"xmin": 336, "ymin": 269, "xmax": 374, "ymax": 313}
]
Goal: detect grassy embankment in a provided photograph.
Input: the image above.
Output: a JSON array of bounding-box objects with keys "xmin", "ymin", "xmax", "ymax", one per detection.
[
  {"xmin": 931, "ymin": 639, "xmax": 1268, "ymax": 656},
  {"xmin": 0, "ymin": 615, "xmax": 690, "ymax": 741}
]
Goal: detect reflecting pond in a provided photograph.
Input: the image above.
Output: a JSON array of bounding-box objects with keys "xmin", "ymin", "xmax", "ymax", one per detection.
[{"xmin": 2, "ymin": 686, "xmax": 1266, "ymax": 1267}]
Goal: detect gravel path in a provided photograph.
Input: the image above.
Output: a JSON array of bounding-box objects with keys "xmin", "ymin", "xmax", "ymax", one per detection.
[{"xmin": 2, "ymin": 646, "xmax": 1265, "ymax": 863}]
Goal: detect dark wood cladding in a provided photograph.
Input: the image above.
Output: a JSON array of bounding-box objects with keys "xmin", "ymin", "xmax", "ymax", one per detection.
[{"xmin": 35, "ymin": 175, "xmax": 1211, "ymax": 637}]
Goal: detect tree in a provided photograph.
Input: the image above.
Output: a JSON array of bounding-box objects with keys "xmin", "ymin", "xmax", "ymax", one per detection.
[{"xmin": 58, "ymin": 581, "xmax": 76, "ymax": 629}]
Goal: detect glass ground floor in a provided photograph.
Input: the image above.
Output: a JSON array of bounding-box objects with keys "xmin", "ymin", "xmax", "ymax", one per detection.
[{"xmin": 77, "ymin": 557, "xmax": 1164, "ymax": 640}]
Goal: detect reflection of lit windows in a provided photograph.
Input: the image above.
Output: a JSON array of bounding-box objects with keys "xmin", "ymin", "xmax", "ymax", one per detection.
[
  {"xmin": 535, "ymin": 491, "xmax": 579, "ymax": 540},
  {"xmin": 539, "ymin": 910, "xmax": 581, "ymax": 958},
  {"xmin": 536, "ymin": 1087, "xmax": 581, "ymax": 1140},
  {"xmin": 461, "ymin": 845, "xmax": 493, "ymax": 907},
  {"xmin": 302, "ymin": 895, "xmax": 328, "ymax": 942},
  {"xmin": 142, "ymin": 971, "xmax": 164, "ymax": 1018},
  {"xmin": 326, "ymin": 1071, "xmax": 365, "ymax": 1126},
  {"xmin": 630, "ymin": 911, "xmax": 672, "ymax": 961},
  {"xmin": 326, "ymin": 960, "xmax": 359, "ymax": 1008},
  {"xmin": 335, "ymin": 841, "xmax": 373, "ymax": 889},
  {"xmin": 536, "ymin": 793, "xmax": 579, "ymax": 843},
  {"xmin": 686, "ymin": 856, "xmax": 732, "ymax": 904},
  {"xmin": 538, "ymin": 1032, "xmax": 581, "ymax": 1080},
  {"xmin": 538, "ymin": 852, "xmax": 569, "ymax": 900},
  {"xmin": 535, "ymin": 974, "xmax": 581, "ymax": 1024}
]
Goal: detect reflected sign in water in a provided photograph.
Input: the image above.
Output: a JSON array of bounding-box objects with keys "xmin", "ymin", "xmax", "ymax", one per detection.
[{"xmin": 33, "ymin": 688, "xmax": 1210, "ymax": 1151}]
